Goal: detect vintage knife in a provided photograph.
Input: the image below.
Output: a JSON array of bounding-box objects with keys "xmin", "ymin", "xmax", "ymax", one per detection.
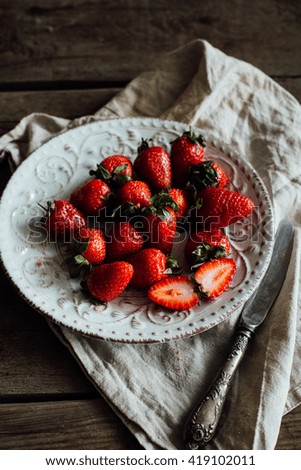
[{"xmin": 183, "ymin": 219, "xmax": 294, "ymax": 450}]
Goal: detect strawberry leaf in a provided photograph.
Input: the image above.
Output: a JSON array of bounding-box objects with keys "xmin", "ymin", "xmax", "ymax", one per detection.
[
  {"xmin": 112, "ymin": 172, "xmax": 131, "ymax": 187},
  {"xmin": 171, "ymin": 128, "xmax": 206, "ymax": 147},
  {"xmin": 187, "ymin": 161, "xmax": 219, "ymax": 190},
  {"xmin": 212, "ymin": 245, "xmax": 227, "ymax": 259},
  {"xmin": 184, "ymin": 128, "xmax": 207, "ymax": 147},
  {"xmin": 148, "ymin": 191, "xmax": 179, "ymax": 215},
  {"xmin": 165, "ymin": 255, "xmax": 182, "ymax": 275},
  {"xmin": 72, "ymin": 236, "xmax": 90, "ymax": 255},
  {"xmin": 62, "ymin": 254, "xmax": 91, "ymax": 278},
  {"xmin": 113, "ymin": 164, "xmax": 128, "ymax": 175},
  {"xmin": 190, "ymin": 241, "xmax": 212, "ymax": 269},
  {"xmin": 142, "ymin": 205, "xmax": 157, "ymax": 216},
  {"xmin": 194, "ymin": 283, "xmax": 210, "ymax": 299},
  {"xmin": 158, "ymin": 207, "xmax": 172, "ymax": 221},
  {"xmin": 89, "ymin": 163, "xmax": 111, "ymax": 180},
  {"xmin": 90, "ymin": 163, "xmax": 131, "ymax": 188},
  {"xmin": 190, "ymin": 242, "xmax": 227, "ymax": 270}
]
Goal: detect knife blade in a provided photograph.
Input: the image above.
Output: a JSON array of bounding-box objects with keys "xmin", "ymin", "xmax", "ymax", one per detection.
[
  {"xmin": 183, "ymin": 220, "xmax": 294, "ymax": 450},
  {"xmin": 239, "ymin": 219, "xmax": 294, "ymax": 333}
]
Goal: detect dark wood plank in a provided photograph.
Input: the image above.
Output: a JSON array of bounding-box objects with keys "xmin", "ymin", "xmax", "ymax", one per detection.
[
  {"xmin": 276, "ymin": 406, "xmax": 301, "ymax": 450},
  {"xmin": 0, "ymin": 397, "xmax": 299, "ymax": 450},
  {"xmin": 0, "ymin": 88, "xmax": 120, "ymax": 124},
  {"xmin": 0, "ymin": 77, "xmax": 299, "ymax": 140},
  {"xmin": 0, "ymin": 267, "xmax": 96, "ymax": 397},
  {"xmin": 274, "ymin": 77, "xmax": 301, "ymax": 103},
  {"xmin": 0, "ymin": 327, "xmax": 96, "ymax": 398},
  {"xmin": 0, "ymin": 399, "xmax": 141, "ymax": 450},
  {"xmin": 1, "ymin": 0, "xmax": 301, "ymax": 86}
]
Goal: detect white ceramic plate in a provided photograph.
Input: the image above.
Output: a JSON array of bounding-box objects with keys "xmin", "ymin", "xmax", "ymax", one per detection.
[{"xmin": 0, "ymin": 118, "xmax": 274, "ymax": 343}]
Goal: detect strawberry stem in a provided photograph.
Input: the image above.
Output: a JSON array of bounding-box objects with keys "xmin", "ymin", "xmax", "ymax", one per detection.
[
  {"xmin": 171, "ymin": 128, "xmax": 206, "ymax": 147},
  {"xmin": 184, "ymin": 128, "xmax": 206, "ymax": 147},
  {"xmin": 137, "ymin": 138, "xmax": 151, "ymax": 153},
  {"xmin": 38, "ymin": 200, "xmax": 55, "ymax": 218}
]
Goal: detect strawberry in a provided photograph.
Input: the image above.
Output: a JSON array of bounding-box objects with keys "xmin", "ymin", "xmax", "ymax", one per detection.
[
  {"xmin": 90, "ymin": 154, "xmax": 133, "ymax": 187},
  {"xmin": 134, "ymin": 139, "xmax": 172, "ymax": 190},
  {"xmin": 100, "ymin": 155, "xmax": 133, "ymax": 178},
  {"xmin": 40, "ymin": 200, "xmax": 86, "ymax": 241},
  {"xmin": 170, "ymin": 129, "xmax": 206, "ymax": 187},
  {"xmin": 187, "ymin": 161, "xmax": 229, "ymax": 195},
  {"xmin": 195, "ymin": 187, "xmax": 255, "ymax": 229},
  {"xmin": 169, "ymin": 188, "xmax": 190, "ymax": 219},
  {"xmin": 106, "ymin": 221, "xmax": 144, "ymax": 261},
  {"xmin": 85, "ymin": 261, "xmax": 134, "ymax": 302},
  {"xmin": 148, "ymin": 275, "xmax": 199, "ymax": 311},
  {"xmin": 70, "ymin": 179, "xmax": 111, "ymax": 216},
  {"xmin": 128, "ymin": 248, "xmax": 180, "ymax": 290},
  {"xmin": 144, "ymin": 206, "xmax": 177, "ymax": 254},
  {"xmin": 194, "ymin": 258, "xmax": 236, "ymax": 299},
  {"xmin": 63, "ymin": 227, "xmax": 106, "ymax": 277},
  {"xmin": 185, "ymin": 229, "xmax": 231, "ymax": 269},
  {"xmin": 116, "ymin": 180, "xmax": 152, "ymax": 211},
  {"xmin": 211, "ymin": 163, "xmax": 230, "ymax": 188}
]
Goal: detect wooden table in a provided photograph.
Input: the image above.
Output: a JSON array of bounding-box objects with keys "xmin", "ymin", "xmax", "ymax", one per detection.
[{"xmin": 0, "ymin": 0, "xmax": 300, "ymax": 450}]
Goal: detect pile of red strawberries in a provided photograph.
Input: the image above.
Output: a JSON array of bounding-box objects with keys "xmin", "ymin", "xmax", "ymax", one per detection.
[{"xmin": 41, "ymin": 129, "xmax": 254, "ymax": 311}]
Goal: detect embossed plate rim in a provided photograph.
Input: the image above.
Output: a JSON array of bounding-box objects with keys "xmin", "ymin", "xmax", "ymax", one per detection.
[{"xmin": 0, "ymin": 117, "xmax": 274, "ymax": 343}]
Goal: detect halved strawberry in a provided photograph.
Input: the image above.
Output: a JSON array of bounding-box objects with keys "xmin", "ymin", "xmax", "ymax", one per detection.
[
  {"xmin": 134, "ymin": 139, "xmax": 172, "ymax": 190},
  {"xmin": 148, "ymin": 275, "xmax": 199, "ymax": 311},
  {"xmin": 195, "ymin": 187, "xmax": 255, "ymax": 229},
  {"xmin": 194, "ymin": 258, "xmax": 236, "ymax": 299},
  {"xmin": 128, "ymin": 248, "xmax": 180, "ymax": 290},
  {"xmin": 185, "ymin": 229, "xmax": 231, "ymax": 269},
  {"xmin": 70, "ymin": 179, "xmax": 111, "ymax": 216},
  {"xmin": 85, "ymin": 261, "xmax": 134, "ymax": 302}
]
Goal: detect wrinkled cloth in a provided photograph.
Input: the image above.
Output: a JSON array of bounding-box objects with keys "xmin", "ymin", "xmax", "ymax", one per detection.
[{"xmin": 1, "ymin": 40, "xmax": 300, "ymax": 450}]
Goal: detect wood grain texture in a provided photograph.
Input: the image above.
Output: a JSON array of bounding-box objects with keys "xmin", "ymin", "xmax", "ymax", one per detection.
[
  {"xmin": 0, "ymin": 89, "xmax": 120, "ymax": 123},
  {"xmin": 1, "ymin": 81, "xmax": 301, "ymax": 448},
  {"xmin": 0, "ymin": 267, "xmax": 95, "ymax": 398},
  {"xmin": 0, "ymin": 328, "xmax": 96, "ymax": 398},
  {"xmin": 276, "ymin": 407, "xmax": 301, "ymax": 450},
  {"xmin": 0, "ymin": 399, "xmax": 141, "ymax": 450},
  {"xmin": 0, "ymin": 0, "xmax": 300, "ymax": 451},
  {"xmin": 0, "ymin": 398, "xmax": 300, "ymax": 450},
  {"xmin": 0, "ymin": 0, "xmax": 301, "ymax": 85}
]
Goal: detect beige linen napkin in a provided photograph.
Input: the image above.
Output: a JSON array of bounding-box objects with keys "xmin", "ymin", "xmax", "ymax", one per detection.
[{"xmin": 0, "ymin": 40, "xmax": 300, "ymax": 450}]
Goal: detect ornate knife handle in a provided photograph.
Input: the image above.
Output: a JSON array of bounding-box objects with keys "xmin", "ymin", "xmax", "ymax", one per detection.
[{"xmin": 183, "ymin": 328, "xmax": 253, "ymax": 450}]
